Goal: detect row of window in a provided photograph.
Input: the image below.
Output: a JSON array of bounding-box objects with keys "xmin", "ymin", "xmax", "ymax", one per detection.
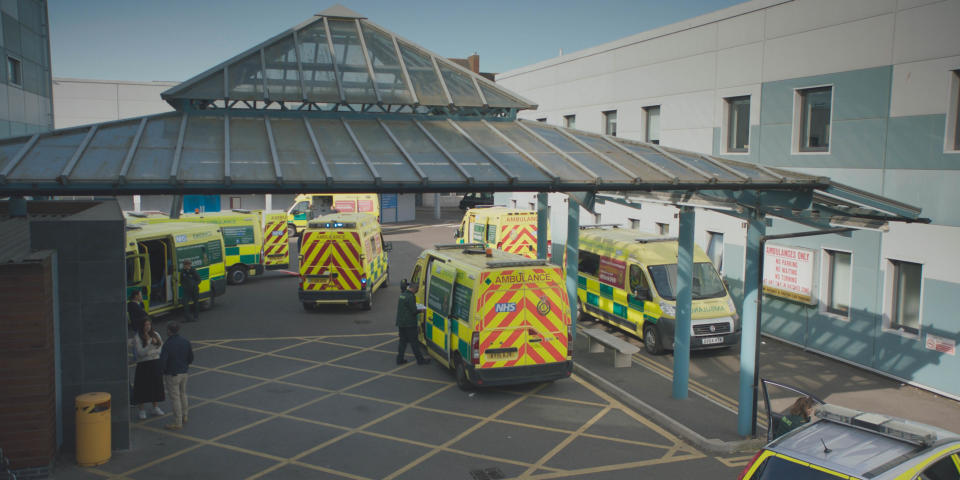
[
  {"xmin": 539, "ymin": 71, "xmax": 960, "ymax": 153},
  {"xmin": 823, "ymin": 251, "xmax": 922, "ymax": 335}
]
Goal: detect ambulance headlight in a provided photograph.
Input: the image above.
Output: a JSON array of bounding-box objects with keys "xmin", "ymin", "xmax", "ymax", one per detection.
[
  {"xmin": 727, "ymin": 298, "xmax": 739, "ymax": 321},
  {"xmin": 659, "ymin": 301, "xmax": 675, "ymax": 318}
]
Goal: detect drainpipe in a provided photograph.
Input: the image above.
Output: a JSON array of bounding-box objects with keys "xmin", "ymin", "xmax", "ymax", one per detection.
[{"xmin": 537, "ymin": 192, "xmax": 548, "ymax": 260}]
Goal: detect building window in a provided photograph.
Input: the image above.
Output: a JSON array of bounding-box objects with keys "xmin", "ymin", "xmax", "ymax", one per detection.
[
  {"xmin": 824, "ymin": 249, "xmax": 851, "ymax": 317},
  {"xmin": 797, "ymin": 87, "xmax": 832, "ymax": 152},
  {"xmin": 629, "ymin": 218, "xmax": 640, "ymax": 230},
  {"xmin": 603, "ymin": 110, "xmax": 617, "ymax": 136},
  {"xmin": 656, "ymin": 222, "xmax": 669, "ymax": 235},
  {"xmin": 889, "ymin": 260, "xmax": 922, "ymax": 334},
  {"xmin": 536, "ymin": 117, "xmax": 547, "ymax": 123},
  {"xmin": 528, "ymin": 202, "xmax": 536, "ymax": 211},
  {"xmin": 706, "ymin": 231, "xmax": 724, "ymax": 272},
  {"xmin": 725, "ymin": 96, "xmax": 750, "ymax": 153},
  {"xmin": 564, "ymin": 114, "xmax": 576, "ymax": 129},
  {"xmin": 7, "ymin": 57, "xmax": 22, "ymax": 87},
  {"xmin": 230, "ymin": 196, "xmax": 242, "ymax": 209},
  {"xmin": 644, "ymin": 106, "xmax": 660, "ymax": 144}
]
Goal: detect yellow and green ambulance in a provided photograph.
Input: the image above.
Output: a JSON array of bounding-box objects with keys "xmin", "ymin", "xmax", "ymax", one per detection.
[
  {"xmin": 125, "ymin": 222, "xmax": 226, "ymax": 316},
  {"xmin": 404, "ymin": 243, "xmax": 572, "ymax": 390},
  {"xmin": 577, "ymin": 226, "xmax": 739, "ymax": 355},
  {"xmin": 287, "ymin": 193, "xmax": 380, "ymax": 236},
  {"xmin": 454, "ymin": 206, "xmax": 550, "ymax": 260}
]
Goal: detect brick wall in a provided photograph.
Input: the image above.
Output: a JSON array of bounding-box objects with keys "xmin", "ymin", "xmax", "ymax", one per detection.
[{"xmin": 0, "ymin": 255, "xmax": 57, "ymax": 470}]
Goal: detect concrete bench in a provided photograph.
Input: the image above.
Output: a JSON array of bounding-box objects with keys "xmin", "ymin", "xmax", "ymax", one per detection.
[{"xmin": 582, "ymin": 328, "xmax": 640, "ymax": 368}]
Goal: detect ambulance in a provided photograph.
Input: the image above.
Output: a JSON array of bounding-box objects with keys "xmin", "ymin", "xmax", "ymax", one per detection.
[
  {"xmin": 287, "ymin": 193, "xmax": 380, "ymax": 236},
  {"xmin": 403, "ymin": 243, "xmax": 572, "ymax": 390},
  {"xmin": 577, "ymin": 225, "xmax": 740, "ymax": 355},
  {"xmin": 256, "ymin": 210, "xmax": 290, "ymax": 271},
  {"xmin": 127, "ymin": 210, "xmax": 265, "ymax": 285},
  {"xmin": 298, "ymin": 212, "xmax": 391, "ymax": 311},
  {"xmin": 454, "ymin": 206, "xmax": 550, "ymax": 259},
  {"xmin": 125, "ymin": 222, "xmax": 226, "ymax": 316}
]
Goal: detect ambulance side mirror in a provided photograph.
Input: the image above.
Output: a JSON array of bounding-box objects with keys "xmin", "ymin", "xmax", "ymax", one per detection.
[
  {"xmin": 400, "ymin": 279, "xmax": 409, "ymax": 291},
  {"xmin": 383, "ymin": 242, "xmax": 393, "ymax": 252}
]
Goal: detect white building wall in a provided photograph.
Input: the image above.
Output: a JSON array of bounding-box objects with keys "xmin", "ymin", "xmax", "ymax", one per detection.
[{"xmin": 52, "ymin": 78, "xmax": 177, "ymax": 129}]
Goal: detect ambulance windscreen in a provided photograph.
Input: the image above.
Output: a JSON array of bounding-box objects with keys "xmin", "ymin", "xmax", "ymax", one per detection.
[{"xmin": 647, "ymin": 262, "xmax": 726, "ymax": 301}]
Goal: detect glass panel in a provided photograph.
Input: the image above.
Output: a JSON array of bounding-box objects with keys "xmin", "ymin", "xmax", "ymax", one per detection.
[
  {"xmin": 524, "ymin": 122, "xmax": 631, "ymax": 183},
  {"xmin": 712, "ymin": 157, "xmax": 780, "ymax": 182},
  {"xmin": 453, "ymin": 120, "xmax": 550, "ymax": 183},
  {"xmin": 345, "ymin": 120, "xmax": 420, "ymax": 182},
  {"xmin": 263, "ymin": 34, "xmax": 302, "ymax": 101},
  {"xmin": 397, "ymin": 41, "xmax": 447, "ymax": 106},
  {"xmin": 604, "ymin": 110, "xmax": 618, "ymax": 137},
  {"xmin": 492, "ymin": 122, "xmax": 593, "ymax": 182},
  {"xmin": 307, "ymin": 119, "xmax": 372, "ymax": 182},
  {"xmin": 228, "ymin": 118, "xmax": 272, "ymax": 182},
  {"xmin": 71, "ymin": 121, "xmax": 141, "ymax": 180},
  {"xmin": 419, "ymin": 120, "xmax": 511, "ymax": 183},
  {"xmin": 644, "ymin": 107, "xmax": 659, "ymax": 143},
  {"xmin": 573, "ymin": 133, "xmax": 672, "ymax": 183},
  {"xmin": 226, "ymin": 52, "xmax": 264, "ymax": 100},
  {"xmin": 0, "ymin": 140, "xmax": 29, "ymax": 174},
  {"xmin": 381, "ymin": 120, "xmax": 463, "ymax": 182},
  {"xmin": 828, "ymin": 251, "xmax": 851, "ymax": 315},
  {"xmin": 669, "ymin": 151, "xmax": 740, "ymax": 182},
  {"xmin": 800, "ymin": 87, "xmax": 831, "ymax": 151},
  {"xmin": 269, "ymin": 118, "xmax": 327, "ymax": 183},
  {"xmin": 727, "ymin": 96, "xmax": 750, "ymax": 152},
  {"xmin": 174, "ymin": 69, "xmax": 225, "ymax": 100},
  {"xmin": 9, "ymin": 129, "xmax": 87, "ymax": 180},
  {"xmin": 893, "ymin": 261, "xmax": 922, "ymax": 333},
  {"xmin": 327, "ymin": 19, "xmax": 377, "ymax": 104},
  {"xmin": 181, "ymin": 117, "xmax": 224, "ymax": 183},
  {"xmin": 360, "ymin": 24, "xmax": 413, "ymax": 105},
  {"xmin": 437, "ymin": 62, "xmax": 483, "ymax": 107},
  {"xmin": 478, "ymin": 81, "xmax": 521, "ymax": 108},
  {"xmin": 296, "ymin": 19, "xmax": 340, "ymax": 101},
  {"xmin": 616, "ymin": 140, "xmax": 703, "ymax": 181},
  {"xmin": 130, "ymin": 115, "xmax": 181, "ymax": 180}
]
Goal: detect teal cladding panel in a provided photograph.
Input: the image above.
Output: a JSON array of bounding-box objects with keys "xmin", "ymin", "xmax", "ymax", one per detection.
[
  {"xmin": 599, "ymin": 283, "xmax": 614, "ymax": 299},
  {"xmin": 885, "ymin": 115, "xmax": 960, "ymax": 170},
  {"xmin": 613, "ymin": 303, "xmax": 627, "ymax": 318},
  {"xmin": 882, "ymin": 170, "xmax": 960, "ymax": 227}
]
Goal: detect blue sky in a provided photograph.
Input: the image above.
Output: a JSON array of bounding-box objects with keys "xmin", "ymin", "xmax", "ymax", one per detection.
[{"xmin": 49, "ymin": 0, "xmax": 743, "ymax": 82}]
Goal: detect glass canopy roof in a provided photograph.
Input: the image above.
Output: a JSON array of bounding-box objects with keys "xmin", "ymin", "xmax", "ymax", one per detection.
[{"xmin": 161, "ymin": 5, "xmax": 536, "ymax": 114}]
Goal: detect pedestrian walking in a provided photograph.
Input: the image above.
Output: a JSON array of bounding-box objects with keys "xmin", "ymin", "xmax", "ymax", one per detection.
[
  {"xmin": 179, "ymin": 259, "xmax": 201, "ymax": 322},
  {"xmin": 130, "ymin": 319, "xmax": 164, "ymax": 420},
  {"xmin": 159, "ymin": 321, "xmax": 193, "ymax": 431},
  {"xmin": 127, "ymin": 289, "xmax": 150, "ymax": 332},
  {"xmin": 396, "ymin": 282, "xmax": 430, "ymax": 365}
]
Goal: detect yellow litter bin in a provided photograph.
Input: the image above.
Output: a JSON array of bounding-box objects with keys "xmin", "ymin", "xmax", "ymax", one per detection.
[{"xmin": 75, "ymin": 392, "xmax": 111, "ymax": 467}]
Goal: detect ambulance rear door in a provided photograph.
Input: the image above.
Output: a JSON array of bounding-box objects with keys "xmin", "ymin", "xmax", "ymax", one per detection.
[
  {"xmin": 476, "ymin": 269, "xmax": 529, "ymax": 369},
  {"xmin": 518, "ymin": 267, "xmax": 570, "ymax": 366}
]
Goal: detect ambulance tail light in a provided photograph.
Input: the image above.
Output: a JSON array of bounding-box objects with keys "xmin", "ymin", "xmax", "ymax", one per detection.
[
  {"xmin": 737, "ymin": 450, "xmax": 764, "ymax": 480},
  {"xmin": 471, "ymin": 332, "xmax": 480, "ymax": 366},
  {"xmin": 547, "ymin": 240, "xmax": 552, "ymax": 260},
  {"xmin": 496, "ymin": 241, "xmax": 503, "ymax": 249},
  {"xmin": 567, "ymin": 324, "xmax": 573, "ymax": 359}
]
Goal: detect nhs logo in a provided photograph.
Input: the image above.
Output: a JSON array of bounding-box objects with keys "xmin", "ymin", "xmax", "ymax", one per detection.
[{"xmin": 495, "ymin": 302, "xmax": 517, "ymax": 313}]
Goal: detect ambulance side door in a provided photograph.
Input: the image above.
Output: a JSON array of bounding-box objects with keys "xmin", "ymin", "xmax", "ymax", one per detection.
[
  {"xmin": 423, "ymin": 258, "xmax": 455, "ymax": 360},
  {"xmin": 627, "ymin": 263, "xmax": 655, "ymax": 331},
  {"xmin": 410, "ymin": 260, "xmax": 426, "ymax": 340}
]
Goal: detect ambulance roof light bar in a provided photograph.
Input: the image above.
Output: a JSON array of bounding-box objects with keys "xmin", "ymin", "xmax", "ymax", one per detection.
[
  {"xmin": 635, "ymin": 236, "xmax": 679, "ymax": 244},
  {"xmin": 579, "ymin": 224, "xmax": 622, "ymax": 230},
  {"xmin": 435, "ymin": 242, "xmax": 484, "ymax": 250},
  {"xmin": 815, "ymin": 404, "xmax": 939, "ymax": 446},
  {"xmin": 487, "ymin": 259, "xmax": 550, "ymax": 268}
]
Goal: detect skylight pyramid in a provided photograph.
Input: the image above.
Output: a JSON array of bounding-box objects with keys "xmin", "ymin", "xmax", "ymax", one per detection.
[{"xmin": 162, "ymin": 5, "xmax": 536, "ymax": 114}]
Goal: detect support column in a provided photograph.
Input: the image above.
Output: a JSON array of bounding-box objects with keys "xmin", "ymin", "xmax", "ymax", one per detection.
[
  {"xmin": 738, "ymin": 211, "xmax": 766, "ymax": 436},
  {"xmin": 537, "ymin": 192, "xmax": 549, "ymax": 260},
  {"xmin": 265, "ymin": 193, "xmax": 273, "ymax": 212},
  {"xmin": 565, "ymin": 197, "xmax": 580, "ymax": 338},
  {"xmin": 672, "ymin": 207, "xmax": 695, "ymax": 399},
  {"xmin": 133, "ymin": 195, "xmax": 141, "ymax": 212},
  {"xmin": 9, "ymin": 195, "xmax": 27, "ymax": 217},
  {"xmin": 434, "ymin": 193, "xmax": 441, "ymax": 220},
  {"xmin": 169, "ymin": 195, "xmax": 183, "ymax": 219}
]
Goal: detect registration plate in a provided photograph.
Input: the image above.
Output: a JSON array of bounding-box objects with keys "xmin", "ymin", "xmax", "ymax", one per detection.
[
  {"xmin": 486, "ymin": 352, "xmax": 516, "ymax": 360},
  {"xmin": 701, "ymin": 336, "xmax": 724, "ymax": 345}
]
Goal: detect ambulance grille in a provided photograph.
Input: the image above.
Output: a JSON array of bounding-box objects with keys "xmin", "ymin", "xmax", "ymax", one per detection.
[{"xmin": 693, "ymin": 323, "xmax": 731, "ymax": 336}]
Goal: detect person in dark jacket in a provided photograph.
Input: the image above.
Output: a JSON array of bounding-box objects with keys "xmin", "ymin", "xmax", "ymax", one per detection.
[
  {"xmin": 127, "ymin": 289, "xmax": 150, "ymax": 332},
  {"xmin": 395, "ymin": 283, "xmax": 429, "ymax": 365},
  {"xmin": 159, "ymin": 321, "xmax": 193, "ymax": 430},
  {"xmin": 773, "ymin": 396, "xmax": 816, "ymax": 439},
  {"xmin": 179, "ymin": 259, "xmax": 201, "ymax": 322}
]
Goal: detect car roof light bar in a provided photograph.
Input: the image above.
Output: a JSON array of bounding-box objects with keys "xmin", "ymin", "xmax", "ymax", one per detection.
[{"xmin": 815, "ymin": 404, "xmax": 938, "ymax": 446}]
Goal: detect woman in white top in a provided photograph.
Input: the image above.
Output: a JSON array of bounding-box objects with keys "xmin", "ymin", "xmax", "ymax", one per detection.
[{"xmin": 131, "ymin": 319, "xmax": 165, "ymax": 420}]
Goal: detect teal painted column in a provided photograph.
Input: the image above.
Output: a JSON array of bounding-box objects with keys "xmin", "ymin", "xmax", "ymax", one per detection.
[
  {"xmin": 565, "ymin": 197, "xmax": 580, "ymax": 338},
  {"xmin": 672, "ymin": 207, "xmax": 694, "ymax": 399},
  {"xmin": 9, "ymin": 195, "xmax": 27, "ymax": 217},
  {"xmin": 738, "ymin": 211, "xmax": 766, "ymax": 436},
  {"xmin": 537, "ymin": 193, "xmax": 549, "ymax": 260}
]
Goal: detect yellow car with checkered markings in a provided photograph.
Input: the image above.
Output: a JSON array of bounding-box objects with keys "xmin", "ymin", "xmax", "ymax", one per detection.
[
  {"xmin": 739, "ymin": 403, "xmax": 960, "ymax": 479},
  {"xmin": 298, "ymin": 212, "xmax": 390, "ymax": 311},
  {"xmin": 403, "ymin": 243, "xmax": 572, "ymax": 390},
  {"xmin": 577, "ymin": 226, "xmax": 739, "ymax": 355}
]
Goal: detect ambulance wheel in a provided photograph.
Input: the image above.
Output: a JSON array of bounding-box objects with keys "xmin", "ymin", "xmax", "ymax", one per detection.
[
  {"xmin": 302, "ymin": 301, "xmax": 315, "ymax": 311},
  {"xmin": 455, "ymin": 360, "xmax": 473, "ymax": 391},
  {"xmin": 361, "ymin": 292, "xmax": 372, "ymax": 311},
  {"xmin": 643, "ymin": 324, "xmax": 664, "ymax": 355},
  {"xmin": 228, "ymin": 266, "xmax": 248, "ymax": 285}
]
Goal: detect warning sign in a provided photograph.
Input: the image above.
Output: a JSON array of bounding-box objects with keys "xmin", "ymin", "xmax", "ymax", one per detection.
[
  {"xmin": 926, "ymin": 334, "xmax": 956, "ymax": 356},
  {"xmin": 763, "ymin": 244, "xmax": 815, "ymax": 304}
]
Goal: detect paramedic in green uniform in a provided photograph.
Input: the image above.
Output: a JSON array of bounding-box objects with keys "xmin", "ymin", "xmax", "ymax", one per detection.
[{"xmin": 179, "ymin": 259, "xmax": 201, "ymax": 322}]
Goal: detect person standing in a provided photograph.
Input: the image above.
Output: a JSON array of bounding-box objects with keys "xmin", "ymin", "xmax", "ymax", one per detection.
[
  {"xmin": 395, "ymin": 283, "xmax": 429, "ymax": 365},
  {"xmin": 127, "ymin": 289, "xmax": 150, "ymax": 332},
  {"xmin": 159, "ymin": 321, "xmax": 193, "ymax": 431},
  {"xmin": 773, "ymin": 396, "xmax": 817, "ymax": 439},
  {"xmin": 179, "ymin": 259, "xmax": 201, "ymax": 322},
  {"xmin": 130, "ymin": 319, "xmax": 164, "ymax": 420}
]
